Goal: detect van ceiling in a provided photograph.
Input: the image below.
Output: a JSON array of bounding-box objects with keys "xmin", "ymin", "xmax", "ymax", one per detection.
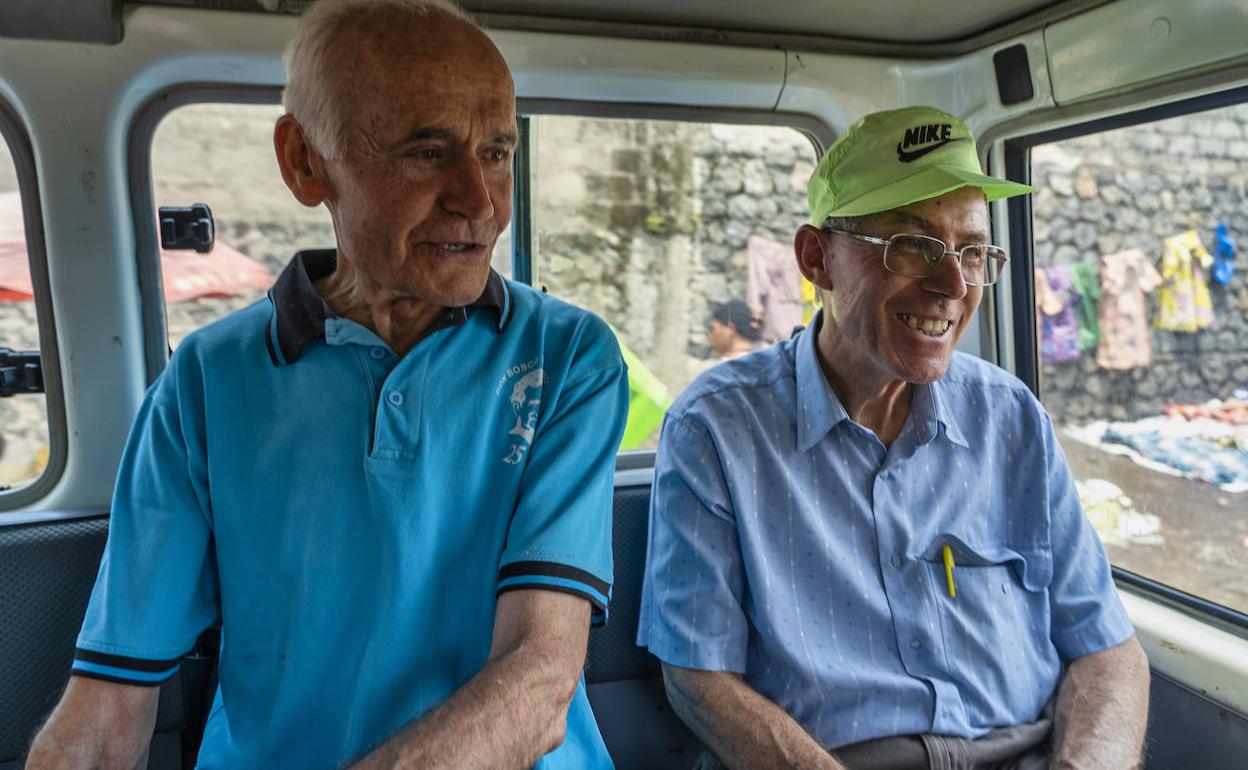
[{"xmin": 138, "ymin": 0, "xmax": 1109, "ymax": 51}]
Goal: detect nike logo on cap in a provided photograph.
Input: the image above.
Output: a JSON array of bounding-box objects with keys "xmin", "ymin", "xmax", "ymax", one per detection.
[{"xmin": 896, "ymin": 122, "xmax": 964, "ymax": 162}]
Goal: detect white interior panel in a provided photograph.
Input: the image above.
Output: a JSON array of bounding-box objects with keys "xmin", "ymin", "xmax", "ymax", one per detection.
[
  {"xmin": 1046, "ymin": 0, "xmax": 1248, "ymax": 105},
  {"xmin": 1122, "ymin": 590, "xmax": 1248, "ymax": 715}
]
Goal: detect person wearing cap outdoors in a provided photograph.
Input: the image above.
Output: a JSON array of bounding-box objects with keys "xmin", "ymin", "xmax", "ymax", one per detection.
[{"xmin": 638, "ymin": 106, "xmax": 1150, "ymax": 770}]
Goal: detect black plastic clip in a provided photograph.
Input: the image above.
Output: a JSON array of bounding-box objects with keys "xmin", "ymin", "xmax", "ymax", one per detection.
[
  {"xmin": 0, "ymin": 348, "xmax": 43, "ymax": 397},
  {"xmin": 159, "ymin": 203, "xmax": 215, "ymax": 253}
]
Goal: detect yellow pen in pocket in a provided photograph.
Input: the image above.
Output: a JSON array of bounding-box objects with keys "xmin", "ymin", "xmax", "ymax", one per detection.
[{"xmin": 942, "ymin": 544, "xmax": 956, "ymax": 599}]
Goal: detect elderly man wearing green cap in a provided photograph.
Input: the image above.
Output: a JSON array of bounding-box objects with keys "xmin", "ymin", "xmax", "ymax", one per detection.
[{"xmin": 638, "ymin": 106, "xmax": 1150, "ymax": 770}]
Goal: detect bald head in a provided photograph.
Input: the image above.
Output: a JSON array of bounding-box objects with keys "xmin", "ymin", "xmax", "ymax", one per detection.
[{"xmin": 282, "ymin": 0, "xmax": 512, "ymax": 159}]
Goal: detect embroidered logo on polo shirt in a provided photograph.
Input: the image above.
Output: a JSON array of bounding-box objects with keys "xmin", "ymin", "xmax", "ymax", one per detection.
[{"xmin": 498, "ymin": 358, "xmax": 544, "ymax": 465}]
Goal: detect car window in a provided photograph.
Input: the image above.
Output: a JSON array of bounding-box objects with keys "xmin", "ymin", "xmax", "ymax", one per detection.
[
  {"xmin": 530, "ymin": 116, "xmax": 820, "ymax": 450},
  {"xmin": 0, "ymin": 134, "xmax": 50, "ymax": 490},
  {"xmin": 1031, "ymin": 103, "xmax": 1248, "ymax": 614},
  {"xmin": 150, "ymin": 101, "xmax": 513, "ymax": 350}
]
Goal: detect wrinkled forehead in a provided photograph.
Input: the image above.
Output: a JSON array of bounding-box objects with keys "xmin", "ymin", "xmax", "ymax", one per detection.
[
  {"xmin": 334, "ymin": 14, "xmax": 515, "ymax": 125},
  {"xmin": 872, "ymin": 188, "xmax": 991, "ymax": 239}
]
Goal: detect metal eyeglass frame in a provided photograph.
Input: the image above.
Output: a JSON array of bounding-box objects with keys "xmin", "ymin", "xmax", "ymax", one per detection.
[{"xmin": 822, "ymin": 227, "xmax": 1009, "ymax": 287}]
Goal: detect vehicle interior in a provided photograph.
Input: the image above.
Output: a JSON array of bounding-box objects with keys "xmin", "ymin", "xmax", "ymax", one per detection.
[{"xmin": 1, "ymin": 0, "xmax": 1247, "ymax": 767}]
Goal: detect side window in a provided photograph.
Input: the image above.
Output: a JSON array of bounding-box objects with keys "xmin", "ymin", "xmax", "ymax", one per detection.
[
  {"xmin": 1031, "ymin": 104, "xmax": 1248, "ymax": 614},
  {"xmin": 531, "ymin": 116, "xmax": 819, "ymax": 449},
  {"xmin": 0, "ymin": 133, "xmax": 50, "ymax": 490},
  {"xmin": 150, "ymin": 101, "xmax": 513, "ymax": 349}
]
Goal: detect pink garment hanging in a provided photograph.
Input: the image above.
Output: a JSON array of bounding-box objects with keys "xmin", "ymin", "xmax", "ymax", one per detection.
[{"xmin": 745, "ymin": 235, "xmax": 802, "ymax": 343}]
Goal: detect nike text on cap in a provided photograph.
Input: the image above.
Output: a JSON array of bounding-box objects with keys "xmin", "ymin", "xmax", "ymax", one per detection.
[{"xmin": 807, "ymin": 105, "xmax": 1035, "ymax": 223}]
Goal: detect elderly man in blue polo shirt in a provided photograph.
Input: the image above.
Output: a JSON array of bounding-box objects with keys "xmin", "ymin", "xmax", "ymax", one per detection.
[
  {"xmin": 28, "ymin": 2, "xmax": 626, "ymax": 769},
  {"xmin": 638, "ymin": 106, "xmax": 1150, "ymax": 770}
]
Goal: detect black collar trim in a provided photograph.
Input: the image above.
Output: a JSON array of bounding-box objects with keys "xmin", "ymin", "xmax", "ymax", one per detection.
[{"xmin": 266, "ymin": 249, "xmax": 511, "ymax": 367}]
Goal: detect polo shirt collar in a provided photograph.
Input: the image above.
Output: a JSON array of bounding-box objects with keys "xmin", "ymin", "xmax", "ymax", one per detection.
[
  {"xmin": 795, "ymin": 312, "xmax": 851, "ymax": 452},
  {"xmin": 265, "ymin": 249, "xmax": 512, "ymax": 367},
  {"xmin": 794, "ymin": 310, "xmax": 970, "ymax": 451}
]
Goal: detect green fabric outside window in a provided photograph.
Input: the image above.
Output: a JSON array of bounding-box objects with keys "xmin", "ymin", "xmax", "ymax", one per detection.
[{"xmin": 1069, "ymin": 260, "xmax": 1102, "ymax": 351}]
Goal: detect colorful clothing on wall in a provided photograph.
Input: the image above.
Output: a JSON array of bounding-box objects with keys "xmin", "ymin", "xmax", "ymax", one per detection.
[
  {"xmin": 1035, "ymin": 266, "xmax": 1081, "ymax": 364},
  {"xmin": 1096, "ymin": 248, "xmax": 1162, "ymax": 370},
  {"xmin": 746, "ymin": 235, "xmax": 803, "ymax": 343},
  {"xmin": 1068, "ymin": 260, "xmax": 1102, "ymax": 351},
  {"xmin": 1155, "ymin": 230, "xmax": 1215, "ymax": 333}
]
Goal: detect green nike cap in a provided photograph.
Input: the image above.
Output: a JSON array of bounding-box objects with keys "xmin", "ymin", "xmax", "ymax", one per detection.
[{"xmin": 808, "ymin": 105, "xmax": 1035, "ymax": 223}]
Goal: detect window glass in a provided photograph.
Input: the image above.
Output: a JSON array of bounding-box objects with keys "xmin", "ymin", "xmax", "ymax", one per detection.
[
  {"xmin": 0, "ymin": 136, "xmax": 50, "ymax": 489},
  {"xmin": 150, "ymin": 102, "xmax": 512, "ymax": 349},
  {"xmin": 532, "ymin": 116, "xmax": 819, "ymax": 449},
  {"xmin": 1032, "ymin": 103, "xmax": 1248, "ymax": 613}
]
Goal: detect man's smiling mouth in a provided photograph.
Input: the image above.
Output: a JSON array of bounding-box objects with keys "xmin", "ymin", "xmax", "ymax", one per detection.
[{"xmin": 897, "ymin": 313, "xmax": 953, "ymax": 337}]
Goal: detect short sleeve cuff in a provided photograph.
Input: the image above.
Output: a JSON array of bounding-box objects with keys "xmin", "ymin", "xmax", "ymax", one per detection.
[
  {"xmin": 71, "ymin": 647, "xmax": 181, "ymax": 687},
  {"xmin": 638, "ymin": 625, "xmax": 747, "ymax": 675},
  {"xmin": 497, "ymin": 561, "xmax": 611, "ymax": 626},
  {"xmin": 1052, "ymin": 596, "xmax": 1137, "ymax": 662}
]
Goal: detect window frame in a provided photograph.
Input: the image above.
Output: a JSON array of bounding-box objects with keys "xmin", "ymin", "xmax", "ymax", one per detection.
[
  {"xmin": 516, "ymin": 101, "xmax": 829, "ymax": 466},
  {"xmin": 0, "ymin": 97, "xmax": 68, "ymax": 510},
  {"xmin": 1003, "ymin": 84, "xmax": 1248, "ymax": 633}
]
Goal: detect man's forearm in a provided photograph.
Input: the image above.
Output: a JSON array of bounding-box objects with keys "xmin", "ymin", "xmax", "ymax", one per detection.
[
  {"xmin": 349, "ymin": 641, "xmax": 577, "ymax": 770},
  {"xmin": 26, "ymin": 677, "xmax": 157, "ymax": 770},
  {"xmin": 1051, "ymin": 636, "xmax": 1151, "ymax": 770},
  {"xmin": 663, "ymin": 665, "xmax": 845, "ymax": 770}
]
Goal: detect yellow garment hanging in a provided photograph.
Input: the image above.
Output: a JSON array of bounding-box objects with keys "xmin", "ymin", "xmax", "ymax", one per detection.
[{"xmin": 1155, "ymin": 230, "xmax": 1215, "ymax": 333}]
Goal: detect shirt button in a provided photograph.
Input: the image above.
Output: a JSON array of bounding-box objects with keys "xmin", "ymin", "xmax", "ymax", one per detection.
[
  {"xmin": 387, "ymin": 391, "xmax": 404, "ymax": 407},
  {"xmin": 370, "ymin": 347, "xmax": 386, "ymax": 359},
  {"xmin": 890, "ymin": 555, "xmax": 902, "ymax": 568},
  {"xmin": 910, "ymin": 639, "xmax": 922, "ymax": 650}
]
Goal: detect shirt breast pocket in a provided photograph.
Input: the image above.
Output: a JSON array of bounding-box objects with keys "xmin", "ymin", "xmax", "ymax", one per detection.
[{"xmin": 919, "ymin": 538, "xmax": 1061, "ymax": 721}]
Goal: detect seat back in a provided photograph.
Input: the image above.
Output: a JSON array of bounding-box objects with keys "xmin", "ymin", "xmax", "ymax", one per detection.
[
  {"xmin": 0, "ymin": 516, "xmax": 194, "ymax": 769},
  {"xmin": 585, "ymin": 471, "xmax": 705, "ymax": 769}
]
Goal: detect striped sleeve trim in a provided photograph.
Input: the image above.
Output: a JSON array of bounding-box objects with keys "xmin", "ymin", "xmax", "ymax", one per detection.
[
  {"xmin": 497, "ymin": 561, "xmax": 611, "ymax": 626},
  {"xmin": 72, "ymin": 648, "xmax": 181, "ymax": 686}
]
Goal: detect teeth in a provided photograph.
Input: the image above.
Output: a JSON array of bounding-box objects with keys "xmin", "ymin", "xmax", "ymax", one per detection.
[
  {"xmin": 441, "ymin": 243, "xmax": 470, "ymax": 251},
  {"xmin": 898, "ymin": 313, "xmax": 952, "ymax": 336}
]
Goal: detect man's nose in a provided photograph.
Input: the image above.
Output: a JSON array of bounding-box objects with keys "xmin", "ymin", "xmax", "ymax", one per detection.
[
  {"xmin": 921, "ymin": 251, "xmax": 969, "ymax": 299},
  {"xmin": 442, "ymin": 154, "xmax": 496, "ymax": 220}
]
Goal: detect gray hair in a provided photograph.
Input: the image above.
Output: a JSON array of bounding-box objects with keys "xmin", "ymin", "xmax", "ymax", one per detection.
[
  {"xmin": 282, "ymin": 0, "xmax": 474, "ymax": 159},
  {"xmin": 821, "ymin": 214, "xmax": 871, "ymax": 234}
]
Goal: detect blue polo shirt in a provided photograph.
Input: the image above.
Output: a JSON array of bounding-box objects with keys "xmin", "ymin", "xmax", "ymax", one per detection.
[
  {"xmin": 638, "ymin": 313, "xmax": 1134, "ymax": 750},
  {"xmin": 74, "ymin": 251, "xmax": 627, "ymax": 769}
]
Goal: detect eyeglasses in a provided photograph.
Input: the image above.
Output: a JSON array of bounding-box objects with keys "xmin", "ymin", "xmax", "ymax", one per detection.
[{"xmin": 822, "ymin": 227, "xmax": 1009, "ymax": 287}]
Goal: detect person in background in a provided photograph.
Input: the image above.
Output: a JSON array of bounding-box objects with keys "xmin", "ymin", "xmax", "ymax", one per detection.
[
  {"xmin": 639, "ymin": 106, "xmax": 1150, "ymax": 770},
  {"xmin": 709, "ymin": 299, "xmax": 764, "ymax": 361}
]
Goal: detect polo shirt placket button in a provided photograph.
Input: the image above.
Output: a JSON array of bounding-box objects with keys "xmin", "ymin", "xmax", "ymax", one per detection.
[
  {"xmin": 387, "ymin": 391, "xmax": 404, "ymax": 407},
  {"xmin": 370, "ymin": 347, "xmax": 386, "ymax": 360},
  {"xmin": 910, "ymin": 639, "xmax": 922, "ymax": 650},
  {"xmin": 890, "ymin": 554, "xmax": 902, "ymax": 568}
]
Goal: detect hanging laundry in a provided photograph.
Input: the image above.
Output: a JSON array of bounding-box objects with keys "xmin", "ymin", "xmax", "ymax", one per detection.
[
  {"xmin": 1155, "ymin": 230, "xmax": 1215, "ymax": 333},
  {"xmin": 1068, "ymin": 260, "xmax": 1101, "ymax": 351},
  {"xmin": 1212, "ymin": 221, "xmax": 1236, "ymax": 287},
  {"xmin": 1096, "ymin": 248, "xmax": 1162, "ymax": 370},
  {"xmin": 746, "ymin": 235, "xmax": 803, "ymax": 343},
  {"xmin": 1035, "ymin": 266, "xmax": 1081, "ymax": 364}
]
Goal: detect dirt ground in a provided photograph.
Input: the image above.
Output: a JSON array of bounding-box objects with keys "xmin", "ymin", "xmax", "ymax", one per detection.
[{"xmin": 1061, "ymin": 438, "xmax": 1248, "ymax": 614}]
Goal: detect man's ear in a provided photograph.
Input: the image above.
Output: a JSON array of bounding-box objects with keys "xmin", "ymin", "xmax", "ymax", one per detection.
[
  {"xmin": 274, "ymin": 114, "xmax": 332, "ymax": 207},
  {"xmin": 795, "ymin": 224, "xmax": 833, "ymax": 291}
]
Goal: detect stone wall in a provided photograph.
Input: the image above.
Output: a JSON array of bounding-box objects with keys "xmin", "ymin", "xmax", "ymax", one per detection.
[
  {"xmin": 536, "ymin": 117, "xmax": 814, "ymax": 394},
  {"xmin": 1033, "ymin": 105, "xmax": 1248, "ymax": 424}
]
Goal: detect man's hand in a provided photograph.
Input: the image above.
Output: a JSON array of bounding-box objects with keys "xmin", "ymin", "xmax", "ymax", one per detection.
[
  {"xmin": 349, "ymin": 589, "xmax": 591, "ymax": 770},
  {"xmin": 25, "ymin": 676, "xmax": 158, "ymax": 770},
  {"xmin": 662, "ymin": 663, "xmax": 846, "ymax": 770},
  {"xmin": 1051, "ymin": 636, "xmax": 1151, "ymax": 770}
]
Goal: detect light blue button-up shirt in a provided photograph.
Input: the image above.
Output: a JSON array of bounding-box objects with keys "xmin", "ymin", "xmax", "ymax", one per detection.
[{"xmin": 638, "ymin": 314, "xmax": 1133, "ymax": 749}]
